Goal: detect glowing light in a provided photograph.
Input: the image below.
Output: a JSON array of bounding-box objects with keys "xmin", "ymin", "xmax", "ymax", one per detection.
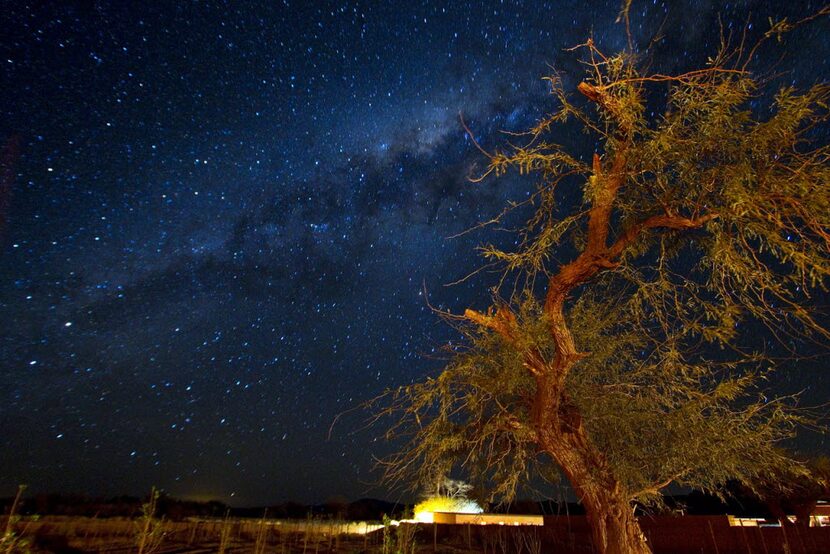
[{"xmin": 413, "ymin": 496, "xmax": 483, "ymax": 523}]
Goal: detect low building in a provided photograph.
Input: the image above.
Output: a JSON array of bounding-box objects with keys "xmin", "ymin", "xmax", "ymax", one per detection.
[{"xmin": 424, "ymin": 511, "xmax": 544, "ymax": 526}]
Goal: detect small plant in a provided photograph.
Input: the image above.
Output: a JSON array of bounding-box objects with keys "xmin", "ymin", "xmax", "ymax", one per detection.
[
  {"xmin": 394, "ymin": 521, "xmax": 417, "ymax": 554},
  {"xmin": 253, "ymin": 509, "xmax": 268, "ymax": 554},
  {"xmin": 217, "ymin": 510, "xmax": 232, "ymax": 554},
  {"xmin": 381, "ymin": 514, "xmax": 394, "ymax": 554},
  {"xmin": 521, "ymin": 527, "xmax": 542, "ymax": 554},
  {"xmin": 380, "ymin": 514, "xmax": 417, "ymax": 554},
  {"xmin": 0, "ymin": 485, "xmax": 31, "ymax": 554},
  {"xmin": 413, "ymin": 478, "xmax": 482, "ymax": 521},
  {"xmin": 135, "ymin": 487, "xmax": 165, "ymax": 554},
  {"xmin": 302, "ymin": 512, "xmax": 312, "ymax": 553}
]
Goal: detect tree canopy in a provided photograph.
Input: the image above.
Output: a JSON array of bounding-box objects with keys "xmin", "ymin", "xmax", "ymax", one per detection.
[{"xmin": 372, "ymin": 16, "xmax": 830, "ymax": 554}]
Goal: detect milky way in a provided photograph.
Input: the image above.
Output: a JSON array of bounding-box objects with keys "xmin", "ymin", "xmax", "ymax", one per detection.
[{"xmin": 1, "ymin": 1, "xmax": 828, "ymax": 505}]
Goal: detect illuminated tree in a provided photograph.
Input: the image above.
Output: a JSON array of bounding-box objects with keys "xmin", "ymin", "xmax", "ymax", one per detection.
[{"xmin": 374, "ymin": 12, "xmax": 830, "ymax": 554}]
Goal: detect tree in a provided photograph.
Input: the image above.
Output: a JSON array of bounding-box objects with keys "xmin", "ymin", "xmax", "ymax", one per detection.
[
  {"xmin": 749, "ymin": 454, "xmax": 830, "ymax": 528},
  {"xmin": 374, "ymin": 12, "xmax": 830, "ymax": 554}
]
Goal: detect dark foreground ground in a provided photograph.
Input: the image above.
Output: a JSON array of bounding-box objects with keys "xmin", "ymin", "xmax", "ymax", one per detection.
[{"xmin": 6, "ymin": 514, "xmax": 830, "ymax": 553}]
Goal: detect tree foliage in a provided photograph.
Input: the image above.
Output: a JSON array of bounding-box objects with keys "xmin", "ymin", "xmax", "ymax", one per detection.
[{"xmin": 372, "ymin": 15, "xmax": 829, "ymax": 549}]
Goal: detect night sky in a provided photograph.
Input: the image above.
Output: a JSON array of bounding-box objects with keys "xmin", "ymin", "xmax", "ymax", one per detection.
[{"xmin": 1, "ymin": 1, "xmax": 828, "ymax": 506}]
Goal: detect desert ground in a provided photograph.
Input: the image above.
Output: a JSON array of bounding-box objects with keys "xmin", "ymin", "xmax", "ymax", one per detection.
[{"xmin": 6, "ymin": 513, "xmax": 830, "ymax": 553}]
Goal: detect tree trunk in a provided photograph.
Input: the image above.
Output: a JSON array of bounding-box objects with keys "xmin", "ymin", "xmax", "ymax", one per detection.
[
  {"xmin": 531, "ymin": 344, "xmax": 650, "ymax": 554},
  {"xmin": 767, "ymin": 500, "xmax": 795, "ymax": 528},
  {"xmin": 540, "ymin": 429, "xmax": 652, "ymax": 554},
  {"xmin": 580, "ymin": 483, "xmax": 651, "ymax": 554},
  {"xmin": 794, "ymin": 502, "xmax": 816, "ymax": 528},
  {"xmin": 531, "ymin": 297, "xmax": 651, "ymax": 553}
]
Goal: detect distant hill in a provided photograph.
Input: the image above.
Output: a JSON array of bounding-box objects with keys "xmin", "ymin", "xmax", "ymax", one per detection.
[
  {"xmin": 0, "ymin": 493, "xmax": 406, "ymax": 521},
  {"xmin": 0, "ymin": 489, "xmax": 780, "ymax": 521}
]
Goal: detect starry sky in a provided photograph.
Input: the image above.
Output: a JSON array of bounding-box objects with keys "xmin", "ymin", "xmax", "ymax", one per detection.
[{"xmin": 1, "ymin": 1, "xmax": 828, "ymax": 506}]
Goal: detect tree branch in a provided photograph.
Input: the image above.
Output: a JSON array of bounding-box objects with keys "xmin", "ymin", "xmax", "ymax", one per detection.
[
  {"xmin": 464, "ymin": 305, "xmax": 518, "ymax": 342},
  {"xmin": 607, "ymin": 212, "xmax": 720, "ymax": 260}
]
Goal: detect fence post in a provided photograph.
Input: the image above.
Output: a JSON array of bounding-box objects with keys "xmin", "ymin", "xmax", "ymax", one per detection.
[
  {"xmin": 781, "ymin": 524, "xmax": 792, "ymax": 554},
  {"xmin": 708, "ymin": 520, "xmax": 721, "ymax": 554},
  {"xmin": 757, "ymin": 526, "xmax": 769, "ymax": 554}
]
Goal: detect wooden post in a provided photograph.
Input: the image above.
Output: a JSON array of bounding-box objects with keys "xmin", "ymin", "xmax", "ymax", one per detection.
[
  {"xmin": 781, "ymin": 524, "xmax": 792, "ymax": 554},
  {"xmin": 791, "ymin": 524, "xmax": 807, "ymax": 554},
  {"xmin": 708, "ymin": 520, "xmax": 721, "ymax": 554},
  {"xmin": 738, "ymin": 519, "xmax": 752, "ymax": 554},
  {"xmin": 757, "ymin": 526, "xmax": 769, "ymax": 554}
]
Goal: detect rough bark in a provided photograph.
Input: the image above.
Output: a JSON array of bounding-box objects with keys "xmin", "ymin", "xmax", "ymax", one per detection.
[
  {"xmin": 579, "ymin": 480, "xmax": 651, "ymax": 554},
  {"xmin": 536, "ymin": 407, "xmax": 651, "ymax": 554},
  {"xmin": 529, "ymin": 309, "xmax": 652, "ymax": 554}
]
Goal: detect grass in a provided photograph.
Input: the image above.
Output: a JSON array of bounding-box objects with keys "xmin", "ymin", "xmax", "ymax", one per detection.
[
  {"xmin": 11, "ymin": 514, "xmax": 397, "ymax": 553},
  {"xmin": 8, "ymin": 508, "xmax": 830, "ymax": 553},
  {"xmin": 0, "ymin": 486, "xmax": 30, "ymax": 554}
]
